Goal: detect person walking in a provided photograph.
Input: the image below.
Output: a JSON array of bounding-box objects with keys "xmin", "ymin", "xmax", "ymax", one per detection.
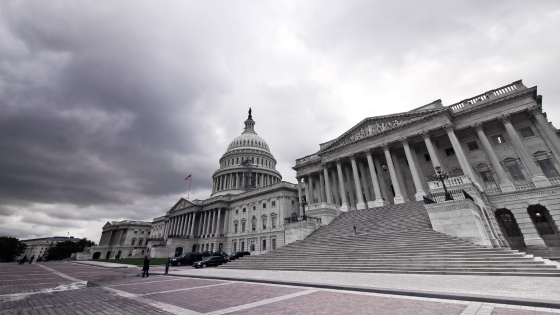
[
  {"xmin": 142, "ymin": 255, "xmax": 150, "ymax": 278},
  {"xmin": 164, "ymin": 257, "xmax": 170, "ymax": 275},
  {"xmin": 29, "ymin": 255, "xmax": 35, "ymax": 264},
  {"xmin": 19, "ymin": 256, "xmax": 27, "ymax": 265}
]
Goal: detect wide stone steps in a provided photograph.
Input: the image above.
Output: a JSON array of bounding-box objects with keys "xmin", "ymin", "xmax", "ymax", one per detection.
[{"xmin": 222, "ymin": 201, "xmax": 560, "ymax": 276}]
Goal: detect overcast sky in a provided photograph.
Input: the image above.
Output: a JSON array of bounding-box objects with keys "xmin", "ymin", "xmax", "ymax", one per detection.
[{"xmin": 1, "ymin": 1, "xmax": 560, "ymax": 242}]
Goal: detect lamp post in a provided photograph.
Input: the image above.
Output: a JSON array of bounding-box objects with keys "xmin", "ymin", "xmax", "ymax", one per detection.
[
  {"xmin": 299, "ymin": 197, "xmax": 308, "ymax": 221},
  {"xmin": 432, "ymin": 166, "xmax": 453, "ymax": 201}
]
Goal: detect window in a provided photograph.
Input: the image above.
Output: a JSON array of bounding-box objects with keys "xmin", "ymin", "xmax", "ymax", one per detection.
[
  {"xmin": 262, "ymin": 216, "xmax": 267, "ymax": 229},
  {"xmin": 424, "ymin": 154, "xmax": 431, "ymax": 162},
  {"xmin": 466, "ymin": 141, "xmax": 479, "ymax": 151},
  {"xmin": 252, "ymin": 217, "xmax": 257, "ymax": 231},
  {"xmin": 480, "ymin": 171, "xmax": 494, "ymax": 182},
  {"xmin": 272, "ymin": 215, "xmax": 277, "ymax": 228},
  {"xmin": 134, "ymin": 231, "xmax": 138, "ymax": 234},
  {"xmin": 241, "ymin": 221, "xmax": 246, "ymax": 232},
  {"xmin": 250, "ymin": 239, "xmax": 255, "ymax": 251},
  {"xmin": 243, "ymin": 208, "xmax": 246, "ymax": 213},
  {"xmin": 491, "ymin": 134, "xmax": 506, "ymax": 145},
  {"xmin": 519, "ymin": 127, "xmax": 535, "ymax": 138},
  {"xmin": 445, "ymin": 148, "xmax": 455, "ymax": 156},
  {"xmin": 253, "ymin": 206, "xmax": 256, "ymax": 210},
  {"xmin": 537, "ymin": 159, "xmax": 559, "ymax": 178},
  {"xmin": 262, "ymin": 203, "xmax": 266, "ymax": 208},
  {"xmin": 498, "ymin": 212, "xmax": 521, "ymax": 237},
  {"xmin": 271, "ymin": 201, "xmax": 276, "ymax": 207},
  {"xmin": 272, "ymin": 238, "xmax": 277, "ymax": 250},
  {"xmin": 131, "ymin": 238, "xmax": 136, "ymax": 245},
  {"xmin": 262, "ymin": 240, "xmax": 266, "ymax": 251},
  {"xmin": 291, "ymin": 200, "xmax": 295, "ymax": 205},
  {"xmin": 138, "ymin": 238, "xmax": 143, "ymax": 246},
  {"xmin": 234, "ymin": 222, "xmax": 238, "ymax": 233},
  {"xmin": 241, "ymin": 241, "xmax": 245, "ymax": 251},
  {"xmin": 507, "ymin": 165, "xmax": 525, "ymax": 181}
]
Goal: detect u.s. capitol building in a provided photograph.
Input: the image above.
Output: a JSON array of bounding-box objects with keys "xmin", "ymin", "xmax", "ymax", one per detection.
[{"xmin": 85, "ymin": 80, "xmax": 560, "ymax": 260}]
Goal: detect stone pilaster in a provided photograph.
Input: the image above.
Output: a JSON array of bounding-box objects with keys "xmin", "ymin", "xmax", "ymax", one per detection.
[
  {"xmin": 400, "ymin": 137, "xmax": 427, "ymax": 201},
  {"xmin": 383, "ymin": 142, "xmax": 404, "ymax": 204},
  {"xmin": 350, "ymin": 155, "xmax": 367, "ymax": 210},
  {"xmin": 366, "ymin": 151, "xmax": 386, "ymax": 207},
  {"xmin": 336, "ymin": 160, "xmax": 349, "ymax": 211},
  {"xmin": 358, "ymin": 159, "xmax": 372, "ymax": 206},
  {"xmin": 322, "ymin": 164, "xmax": 333, "ymax": 204},
  {"xmin": 422, "ymin": 129, "xmax": 442, "ymax": 171}
]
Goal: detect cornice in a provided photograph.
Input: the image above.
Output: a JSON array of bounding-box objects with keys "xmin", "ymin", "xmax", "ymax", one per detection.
[{"xmin": 450, "ymin": 86, "xmax": 537, "ymax": 118}]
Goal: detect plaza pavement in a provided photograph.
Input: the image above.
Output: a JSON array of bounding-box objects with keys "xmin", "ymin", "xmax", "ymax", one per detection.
[{"xmin": 1, "ymin": 261, "xmax": 559, "ymax": 314}]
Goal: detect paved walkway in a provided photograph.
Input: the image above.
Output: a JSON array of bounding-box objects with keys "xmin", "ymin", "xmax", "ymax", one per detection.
[
  {"xmin": 165, "ymin": 267, "xmax": 560, "ymax": 304},
  {"xmin": 2, "ymin": 262, "xmax": 559, "ymax": 314}
]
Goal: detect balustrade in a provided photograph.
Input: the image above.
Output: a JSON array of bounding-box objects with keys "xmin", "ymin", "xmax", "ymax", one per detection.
[
  {"xmin": 428, "ymin": 175, "xmax": 471, "ymax": 190},
  {"xmin": 284, "ymin": 216, "xmax": 322, "ymax": 224}
]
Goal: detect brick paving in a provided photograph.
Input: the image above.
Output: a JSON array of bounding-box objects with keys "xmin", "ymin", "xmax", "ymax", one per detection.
[{"xmin": 1, "ymin": 262, "xmax": 560, "ymax": 315}]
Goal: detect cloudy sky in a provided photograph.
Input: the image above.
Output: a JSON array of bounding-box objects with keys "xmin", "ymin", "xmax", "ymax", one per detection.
[{"xmin": 1, "ymin": 1, "xmax": 559, "ymax": 242}]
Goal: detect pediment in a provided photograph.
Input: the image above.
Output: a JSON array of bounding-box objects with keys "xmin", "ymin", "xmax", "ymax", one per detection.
[
  {"xmin": 102, "ymin": 222, "xmax": 112, "ymax": 229},
  {"xmin": 170, "ymin": 197, "xmax": 195, "ymax": 212},
  {"xmin": 320, "ymin": 109, "xmax": 445, "ymax": 152}
]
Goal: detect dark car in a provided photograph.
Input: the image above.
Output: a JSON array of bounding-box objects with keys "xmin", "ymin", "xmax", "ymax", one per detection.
[
  {"xmin": 192, "ymin": 256, "xmax": 224, "ymax": 269},
  {"xmin": 212, "ymin": 251, "xmax": 230, "ymax": 262},
  {"xmin": 202, "ymin": 251, "xmax": 212, "ymax": 258},
  {"xmin": 170, "ymin": 252, "xmax": 203, "ymax": 266},
  {"xmin": 229, "ymin": 251, "xmax": 251, "ymax": 261}
]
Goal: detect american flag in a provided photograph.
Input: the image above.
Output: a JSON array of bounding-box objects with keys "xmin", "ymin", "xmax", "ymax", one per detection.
[{"xmin": 184, "ymin": 174, "xmax": 192, "ymax": 180}]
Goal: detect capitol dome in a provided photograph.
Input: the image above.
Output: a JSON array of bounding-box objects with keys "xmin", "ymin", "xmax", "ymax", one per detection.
[{"xmin": 211, "ymin": 109, "xmax": 282, "ymax": 197}]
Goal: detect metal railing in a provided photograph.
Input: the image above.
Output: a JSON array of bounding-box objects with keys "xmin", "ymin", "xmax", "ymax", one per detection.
[
  {"xmin": 284, "ymin": 216, "xmax": 322, "ymax": 224},
  {"xmin": 423, "ymin": 189, "xmax": 474, "ymax": 205}
]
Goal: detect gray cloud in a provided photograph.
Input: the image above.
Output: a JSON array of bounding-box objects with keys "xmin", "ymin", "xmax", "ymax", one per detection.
[{"xmin": 1, "ymin": 1, "xmax": 559, "ymax": 241}]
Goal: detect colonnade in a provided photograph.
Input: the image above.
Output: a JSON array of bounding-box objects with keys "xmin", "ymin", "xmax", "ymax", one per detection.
[
  {"xmin": 297, "ymin": 107, "xmax": 560, "ymax": 210},
  {"xmin": 163, "ymin": 208, "xmax": 230, "ymax": 240},
  {"xmin": 213, "ymin": 172, "xmax": 280, "ymax": 193}
]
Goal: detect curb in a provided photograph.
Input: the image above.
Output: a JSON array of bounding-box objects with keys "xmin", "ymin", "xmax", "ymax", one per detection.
[{"xmin": 159, "ymin": 273, "xmax": 560, "ymax": 309}]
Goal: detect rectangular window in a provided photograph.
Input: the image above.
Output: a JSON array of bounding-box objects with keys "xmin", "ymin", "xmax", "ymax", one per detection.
[
  {"xmin": 242, "ymin": 222, "xmax": 245, "ymax": 232},
  {"xmin": 491, "ymin": 134, "xmax": 506, "ymax": 145},
  {"xmin": 507, "ymin": 165, "xmax": 525, "ymax": 181},
  {"xmin": 138, "ymin": 239, "xmax": 143, "ymax": 246},
  {"xmin": 272, "ymin": 238, "xmax": 277, "ymax": 250},
  {"xmin": 445, "ymin": 148, "xmax": 455, "ymax": 156},
  {"xmin": 241, "ymin": 241, "xmax": 244, "ymax": 251},
  {"xmin": 538, "ymin": 159, "xmax": 559, "ymax": 178},
  {"xmin": 466, "ymin": 141, "xmax": 479, "ymax": 151},
  {"xmin": 271, "ymin": 201, "xmax": 276, "ymax": 207},
  {"xmin": 424, "ymin": 154, "xmax": 431, "ymax": 162},
  {"xmin": 272, "ymin": 217, "xmax": 277, "ymax": 228},
  {"xmin": 262, "ymin": 240, "xmax": 266, "ymax": 251},
  {"xmin": 233, "ymin": 242, "xmax": 237, "ymax": 252},
  {"xmin": 250, "ymin": 240, "xmax": 255, "ymax": 251},
  {"xmin": 236, "ymin": 209, "xmax": 239, "ymax": 214},
  {"xmin": 480, "ymin": 171, "xmax": 494, "ymax": 182},
  {"xmin": 234, "ymin": 224, "xmax": 238, "ymax": 233},
  {"xmin": 243, "ymin": 208, "xmax": 246, "ymax": 213},
  {"xmin": 291, "ymin": 200, "xmax": 295, "ymax": 205},
  {"xmin": 518, "ymin": 127, "xmax": 535, "ymax": 138},
  {"xmin": 262, "ymin": 203, "xmax": 266, "ymax": 208}
]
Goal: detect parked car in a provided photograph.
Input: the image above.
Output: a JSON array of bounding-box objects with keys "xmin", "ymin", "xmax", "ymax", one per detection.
[
  {"xmin": 192, "ymin": 256, "xmax": 225, "ymax": 268},
  {"xmin": 229, "ymin": 251, "xmax": 251, "ymax": 261},
  {"xmin": 202, "ymin": 251, "xmax": 212, "ymax": 258},
  {"xmin": 212, "ymin": 251, "xmax": 230, "ymax": 262},
  {"xmin": 170, "ymin": 252, "xmax": 203, "ymax": 266}
]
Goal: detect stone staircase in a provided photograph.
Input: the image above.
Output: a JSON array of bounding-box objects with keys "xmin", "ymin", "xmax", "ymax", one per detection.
[{"xmin": 221, "ymin": 202, "xmax": 560, "ymax": 276}]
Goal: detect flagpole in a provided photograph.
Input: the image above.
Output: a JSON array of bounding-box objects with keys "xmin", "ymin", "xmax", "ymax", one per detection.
[{"xmin": 188, "ymin": 177, "xmax": 192, "ymax": 198}]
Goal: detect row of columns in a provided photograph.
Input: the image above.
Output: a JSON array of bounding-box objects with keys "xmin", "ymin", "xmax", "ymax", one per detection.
[
  {"xmin": 163, "ymin": 208, "xmax": 230, "ymax": 239},
  {"xmin": 213, "ymin": 172, "xmax": 280, "ymax": 192},
  {"xmin": 298, "ymin": 107, "xmax": 560, "ymax": 211}
]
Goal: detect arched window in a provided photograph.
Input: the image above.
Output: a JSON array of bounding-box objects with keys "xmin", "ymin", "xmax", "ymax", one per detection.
[
  {"xmin": 131, "ymin": 238, "xmax": 137, "ymax": 245},
  {"xmin": 528, "ymin": 205, "xmax": 555, "ymax": 235},
  {"xmin": 252, "ymin": 216, "xmax": 257, "ymax": 231},
  {"xmin": 495, "ymin": 209, "xmax": 521, "ymax": 237}
]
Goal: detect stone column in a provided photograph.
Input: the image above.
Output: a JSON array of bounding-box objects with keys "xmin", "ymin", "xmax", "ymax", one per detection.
[
  {"xmin": 319, "ymin": 172, "xmax": 326, "ymax": 202},
  {"xmin": 500, "ymin": 114, "xmax": 551, "ymax": 187},
  {"xmin": 224, "ymin": 208, "xmax": 230, "ymax": 234},
  {"xmin": 201, "ymin": 211, "xmax": 208, "ymax": 236},
  {"xmin": 190, "ymin": 213, "xmax": 196, "ymax": 236},
  {"xmin": 383, "ymin": 143, "xmax": 405, "ymax": 204},
  {"xmin": 472, "ymin": 122, "xmax": 515, "ymax": 192},
  {"xmin": 373, "ymin": 155, "xmax": 390, "ymax": 202},
  {"xmin": 185, "ymin": 213, "xmax": 191, "ymax": 237},
  {"xmin": 336, "ymin": 160, "xmax": 349, "ymax": 211},
  {"xmin": 322, "ymin": 164, "xmax": 333, "ymax": 204},
  {"xmin": 207, "ymin": 211, "xmax": 213, "ymax": 236},
  {"xmin": 366, "ymin": 151, "xmax": 385, "ymax": 207},
  {"xmin": 392, "ymin": 150, "xmax": 410, "ymax": 202},
  {"xmin": 216, "ymin": 209, "xmax": 222, "ymax": 236},
  {"xmin": 530, "ymin": 105, "xmax": 560, "ymax": 158},
  {"xmin": 304, "ymin": 176, "xmax": 311, "ymax": 203},
  {"xmin": 197, "ymin": 212, "xmax": 203, "ymax": 236},
  {"xmin": 444, "ymin": 123, "xmax": 482, "ymax": 189},
  {"xmin": 332, "ymin": 170, "xmax": 341, "ymax": 205},
  {"xmin": 297, "ymin": 177, "xmax": 303, "ymax": 204},
  {"xmin": 400, "ymin": 137, "xmax": 427, "ymax": 201},
  {"xmin": 308, "ymin": 174, "xmax": 314, "ymax": 203},
  {"xmin": 358, "ymin": 160, "xmax": 372, "ymax": 206},
  {"xmin": 343, "ymin": 165, "xmax": 356, "ymax": 209},
  {"xmin": 212, "ymin": 209, "xmax": 218, "ymax": 234},
  {"xmin": 178, "ymin": 215, "xmax": 184, "ymax": 236},
  {"xmin": 350, "ymin": 156, "xmax": 367, "ymax": 210},
  {"xmin": 421, "ymin": 130, "xmax": 442, "ymax": 170}
]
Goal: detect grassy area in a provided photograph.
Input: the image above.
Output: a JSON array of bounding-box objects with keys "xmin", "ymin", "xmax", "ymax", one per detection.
[{"xmin": 95, "ymin": 258, "xmax": 167, "ymax": 266}]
